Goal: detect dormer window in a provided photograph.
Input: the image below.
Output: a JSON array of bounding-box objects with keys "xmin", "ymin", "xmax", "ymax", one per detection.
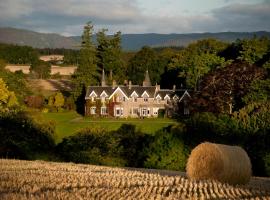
[
  {"xmin": 89, "ymin": 91, "xmax": 97, "ymax": 102},
  {"xmin": 131, "ymin": 91, "xmax": 139, "ymax": 102},
  {"xmin": 142, "ymin": 91, "xmax": 149, "ymax": 102},
  {"xmin": 164, "ymin": 95, "xmax": 170, "ymax": 104},
  {"xmin": 156, "ymin": 95, "xmax": 161, "ymax": 104},
  {"xmin": 173, "ymin": 95, "xmax": 179, "ymax": 102},
  {"xmin": 100, "ymin": 91, "xmax": 108, "ymax": 102}
]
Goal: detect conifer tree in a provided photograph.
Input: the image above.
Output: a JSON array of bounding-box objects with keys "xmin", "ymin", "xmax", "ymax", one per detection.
[
  {"xmin": 72, "ymin": 21, "xmax": 98, "ymax": 99},
  {"xmin": 72, "ymin": 22, "xmax": 97, "ymax": 114},
  {"xmin": 96, "ymin": 29, "xmax": 124, "ymax": 83}
]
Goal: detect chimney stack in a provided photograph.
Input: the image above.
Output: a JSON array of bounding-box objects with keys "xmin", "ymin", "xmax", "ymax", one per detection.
[
  {"xmin": 173, "ymin": 85, "xmax": 176, "ymax": 92},
  {"xmin": 128, "ymin": 81, "xmax": 132, "ymax": 89},
  {"xmin": 101, "ymin": 68, "xmax": 106, "ymax": 87},
  {"xmin": 112, "ymin": 80, "xmax": 117, "ymax": 89},
  {"xmin": 155, "ymin": 84, "xmax": 160, "ymax": 91}
]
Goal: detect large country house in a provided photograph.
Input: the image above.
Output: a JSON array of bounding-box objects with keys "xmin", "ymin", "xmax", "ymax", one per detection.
[{"xmin": 85, "ymin": 70, "xmax": 191, "ymax": 118}]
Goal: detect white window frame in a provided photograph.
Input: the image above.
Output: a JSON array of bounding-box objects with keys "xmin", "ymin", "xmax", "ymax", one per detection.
[
  {"xmin": 90, "ymin": 106, "xmax": 96, "ymax": 115},
  {"xmin": 153, "ymin": 108, "xmax": 159, "ymax": 115},
  {"xmin": 101, "ymin": 107, "xmax": 107, "ymax": 115},
  {"xmin": 115, "ymin": 107, "xmax": 123, "ymax": 116},
  {"xmin": 156, "ymin": 95, "xmax": 161, "ymax": 103}
]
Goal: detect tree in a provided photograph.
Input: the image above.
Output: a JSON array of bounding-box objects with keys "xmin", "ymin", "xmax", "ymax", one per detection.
[
  {"xmin": 242, "ymin": 79, "xmax": 270, "ymax": 104},
  {"xmin": 169, "ymin": 39, "xmax": 228, "ymax": 90},
  {"xmin": 54, "ymin": 92, "xmax": 65, "ymax": 111},
  {"xmin": 96, "ymin": 29, "xmax": 125, "ymax": 83},
  {"xmin": 0, "ymin": 59, "xmax": 30, "ymax": 102},
  {"xmin": 237, "ymin": 36, "xmax": 270, "ymax": 64},
  {"xmin": 0, "ymin": 78, "xmax": 18, "ymax": 112},
  {"xmin": 30, "ymin": 60, "xmax": 51, "ymax": 79},
  {"xmin": 72, "ymin": 22, "xmax": 98, "ymax": 104},
  {"xmin": 191, "ymin": 62, "xmax": 266, "ymax": 114},
  {"xmin": 127, "ymin": 46, "xmax": 159, "ymax": 85}
]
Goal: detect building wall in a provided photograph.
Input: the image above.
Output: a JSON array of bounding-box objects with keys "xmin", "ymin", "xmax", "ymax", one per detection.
[{"xmin": 85, "ymin": 96, "xmax": 168, "ymax": 118}]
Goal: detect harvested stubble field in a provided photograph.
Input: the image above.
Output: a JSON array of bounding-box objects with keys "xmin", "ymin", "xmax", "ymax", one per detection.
[{"xmin": 0, "ymin": 159, "xmax": 270, "ymax": 200}]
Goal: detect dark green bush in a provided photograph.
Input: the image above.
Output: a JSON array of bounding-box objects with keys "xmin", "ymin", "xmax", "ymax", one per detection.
[
  {"xmin": 55, "ymin": 127, "xmax": 126, "ymax": 166},
  {"xmin": 0, "ymin": 112, "xmax": 55, "ymax": 159},
  {"xmin": 144, "ymin": 124, "xmax": 189, "ymax": 171}
]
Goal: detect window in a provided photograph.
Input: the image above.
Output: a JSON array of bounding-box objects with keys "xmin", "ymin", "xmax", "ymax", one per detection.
[
  {"xmin": 101, "ymin": 97, "xmax": 105, "ymax": 103},
  {"xmin": 90, "ymin": 107, "xmax": 96, "ymax": 115},
  {"xmin": 101, "ymin": 107, "xmax": 107, "ymax": 115},
  {"xmin": 132, "ymin": 108, "xmax": 138, "ymax": 115},
  {"xmin": 122, "ymin": 96, "xmax": 126, "ymax": 102},
  {"xmin": 141, "ymin": 108, "xmax": 148, "ymax": 116},
  {"xmin": 91, "ymin": 97, "xmax": 95, "ymax": 102},
  {"xmin": 144, "ymin": 97, "xmax": 148, "ymax": 102},
  {"xmin": 133, "ymin": 97, "xmax": 137, "ymax": 102},
  {"xmin": 156, "ymin": 96, "xmax": 161, "ymax": 104},
  {"xmin": 184, "ymin": 107, "xmax": 189, "ymax": 115},
  {"xmin": 153, "ymin": 108, "xmax": 159, "ymax": 115},
  {"xmin": 115, "ymin": 107, "xmax": 123, "ymax": 116}
]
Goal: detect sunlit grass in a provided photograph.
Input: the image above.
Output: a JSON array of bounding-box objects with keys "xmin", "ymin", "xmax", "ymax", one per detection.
[{"xmin": 41, "ymin": 111, "xmax": 176, "ymax": 143}]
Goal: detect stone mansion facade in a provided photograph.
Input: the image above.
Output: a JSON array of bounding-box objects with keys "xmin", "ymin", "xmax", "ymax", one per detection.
[{"xmin": 84, "ymin": 70, "xmax": 191, "ymax": 118}]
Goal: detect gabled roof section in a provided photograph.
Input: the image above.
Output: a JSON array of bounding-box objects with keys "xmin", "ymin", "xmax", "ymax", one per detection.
[
  {"xmin": 109, "ymin": 86, "xmax": 129, "ymax": 99},
  {"xmin": 130, "ymin": 91, "xmax": 139, "ymax": 97},
  {"xmin": 155, "ymin": 89, "xmax": 173, "ymax": 99},
  {"xmin": 173, "ymin": 95, "xmax": 179, "ymax": 101},
  {"xmin": 179, "ymin": 90, "xmax": 191, "ymax": 102},
  {"xmin": 86, "ymin": 86, "xmax": 115, "ymax": 97},
  {"xmin": 89, "ymin": 91, "xmax": 97, "ymax": 97},
  {"xmin": 141, "ymin": 91, "xmax": 150, "ymax": 97},
  {"xmin": 155, "ymin": 94, "xmax": 162, "ymax": 99},
  {"xmin": 100, "ymin": 90, "xmax": 108, "ymax": 97},
  {"xmin": 121, "ymin": 86, "xmax": 156, "ymax": 97},
  {"xmin": 164, "ymin": 94, "xmax": 171, "ymax": 100}
]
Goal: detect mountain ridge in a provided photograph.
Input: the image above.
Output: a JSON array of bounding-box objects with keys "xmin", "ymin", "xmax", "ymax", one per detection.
[{"xmin": 1, "ymin": 27, "xmax": 270, "ymax": 51}]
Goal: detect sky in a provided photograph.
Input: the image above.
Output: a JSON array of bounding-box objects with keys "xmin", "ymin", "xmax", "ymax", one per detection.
[{"xmin": 0, "ymin": 0, "xmax": 269, "ymax": 36}]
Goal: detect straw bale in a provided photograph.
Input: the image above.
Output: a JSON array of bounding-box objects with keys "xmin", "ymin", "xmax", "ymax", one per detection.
[{"xmin": 186, "ymin": 142, "xmax": 252, "ymax": 185}]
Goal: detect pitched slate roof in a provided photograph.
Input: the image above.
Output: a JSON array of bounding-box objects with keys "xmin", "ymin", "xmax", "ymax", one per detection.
[
  {"xmin": 86, "ymin": 86, "xmax": 157, "ymax": 99},
  {"xmin": 86, "ymin": 85, "xmax": 192, "ymax": 101},
  {"xmin": 156, "ymin": 90, "xmax": 173, "ymax": 99}
]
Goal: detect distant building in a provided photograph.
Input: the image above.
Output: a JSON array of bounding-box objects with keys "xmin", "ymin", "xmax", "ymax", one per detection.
[
  {"xmin": 39, "ymin": 55, "xmax": 64, "ymax": 62},
  {"xmin": 85, "ymin": 70, "xmax": 191, "ymax": 118}
]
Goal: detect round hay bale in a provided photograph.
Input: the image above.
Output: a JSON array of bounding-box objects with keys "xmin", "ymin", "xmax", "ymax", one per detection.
[{"xmin": 186, "ymin": 142, "xmax": 252, "ymax": 185}]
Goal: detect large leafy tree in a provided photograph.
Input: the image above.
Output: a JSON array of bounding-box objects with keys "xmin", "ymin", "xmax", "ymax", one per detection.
[
  {"xmin": 237, "ymin": 36, "xmax": 270, "ymax": 64},
  {"xmin": 169, "ymin": 39, "xmax": 228, "ymax": 90},
  {"xmin": 0, "ymin": 78, "xmax": 18, "ymax": 113},
  {"xmin": 127, "ymin": 46, "xmax": 159, "ymax": 85},
  {"xmin": 191, "ymin": 62, "xmax": 266, "ymax": 114},
  {"xmin": 96, "ymin": 29, "xmax": 124, "ymax": 83},
  {"xmin": 72, "ymin": 22, "xmax": 98, "ymax": 113},
  {"xmin": 0, "ymin": 59, "xmax": 30, "ymax": 101},
  {"xmin": 30, "ymin": 59, "xmax": 51, "ymax": 79}
]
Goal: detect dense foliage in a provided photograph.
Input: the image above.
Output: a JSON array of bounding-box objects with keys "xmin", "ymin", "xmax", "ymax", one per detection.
[
  {"xmin": 0, "ymin": 43, "xmax": 39, "ymax": 64},
  {"xmin": 0, "ymin": 112, "xmax": 55, "ymax": 159}
]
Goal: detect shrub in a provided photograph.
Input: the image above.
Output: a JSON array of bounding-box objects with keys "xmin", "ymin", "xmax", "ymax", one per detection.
[
  {"xmin": 144, "ymin": 125, "xmax": 189, "ymax": 171},
  {"xmin": 24, "ymin": 95, "xmax": 45, "ymax": 109},
  {"xmin": 0, "ymin": 112, "xmax": 55, "ymax": 159},
  {"xmin": 263, "ymin": 153, "xmax": 270, "ymax": 176},
  {"xmin": 55, "ymin": 127, "xmax": 125, "ymax": 166}
]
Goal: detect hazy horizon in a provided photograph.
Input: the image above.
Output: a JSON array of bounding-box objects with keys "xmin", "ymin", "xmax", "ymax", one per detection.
[{"xmin": 0, "ymin": 0, "xmax": 269, "ymax": 36}]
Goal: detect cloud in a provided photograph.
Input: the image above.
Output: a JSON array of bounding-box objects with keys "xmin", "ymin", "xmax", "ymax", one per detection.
[
  {"xmin": 0, "ymin": 0, "xmax": 269, "ymax": 35},
  {"xmin": 211, "ymin": 1, "xmax": 270, "ymax": 32}
]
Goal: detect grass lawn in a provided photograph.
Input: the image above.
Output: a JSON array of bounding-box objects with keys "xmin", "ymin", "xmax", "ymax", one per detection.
[{"xmin": 41, "ymin": 111, "xmax": 177, "ymax": 143}]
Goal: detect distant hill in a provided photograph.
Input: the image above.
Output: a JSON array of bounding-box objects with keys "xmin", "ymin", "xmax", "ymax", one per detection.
[
  {"xmin": 1, "ymin": 27, "xmax": 270, "ymax": 51},
  {"xmin": 0, "ymin": 27, "xmax": 79, "ymax": 49}
]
